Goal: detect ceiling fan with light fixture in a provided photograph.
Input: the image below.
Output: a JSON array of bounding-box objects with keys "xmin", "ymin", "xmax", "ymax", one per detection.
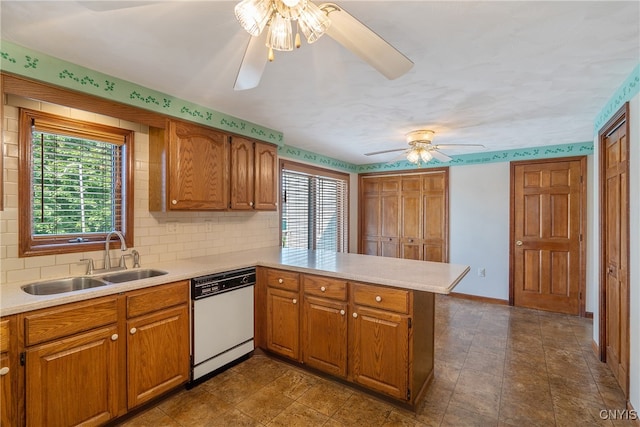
[
  {"xmin": 233, "ymin": 0, "xmax": 414, "ymax": 90},
  {"xmin": 364, "ymin": 130, "xmax": 486, "ymax": 165}
]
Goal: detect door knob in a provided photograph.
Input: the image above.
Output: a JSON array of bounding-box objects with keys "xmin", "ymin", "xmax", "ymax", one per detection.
[{"xmin": 516, "ymin": 240, "xmax": 523, "ymax": 246}]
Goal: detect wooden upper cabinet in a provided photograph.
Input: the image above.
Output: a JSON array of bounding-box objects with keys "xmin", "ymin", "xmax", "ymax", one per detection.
[
  {"xmin": 230, "ymin": 137, "xmax": 255, "ymax": 210},
  {"xmin": 253, "ymin": 141, "xmax": 278, "ymax": 210},
  {"xmin": 149, "ymin": 120, "xmax": 229, "ymax": 211},
  {"xmin": 230, "ymin": 138, "xmax": 278, "ymax": 210},
  {"xmin": 168, "ymin": 120, "xmax": 229, "ymax": 210}
]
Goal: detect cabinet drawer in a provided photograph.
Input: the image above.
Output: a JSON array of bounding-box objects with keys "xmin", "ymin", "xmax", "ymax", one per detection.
[
  {"xmin": 24, "ymin": 296, "xmax": 118, "ymax": 346},
  {"xmin": 0, "ymin": 319, "xmax": 9, "ymax": 352},
  {"xmin": 126, "ymin": 281, "xmax": 189, "ymax": 318},
  {"xmin": 303, "ymin": 275, "xmax": 347, "ymax": 301},
  {"xmin": 352, "ymin": 282, "xmax": 410, "ymax": 314},
  {"xmin": 266, "ymin": 269, "xmax": 300, "ymax": 291}
]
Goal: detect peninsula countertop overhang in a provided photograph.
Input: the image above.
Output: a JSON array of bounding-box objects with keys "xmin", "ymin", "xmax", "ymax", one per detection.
[{"xmin": 0, "ymin": 247, "xmax": 470, "ymax": 316}]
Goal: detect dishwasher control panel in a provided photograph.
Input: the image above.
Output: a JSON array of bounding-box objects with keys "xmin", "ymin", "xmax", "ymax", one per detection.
[{"xmin": 191, "ymin": 267, "xmax": 256, "ymax": 300}]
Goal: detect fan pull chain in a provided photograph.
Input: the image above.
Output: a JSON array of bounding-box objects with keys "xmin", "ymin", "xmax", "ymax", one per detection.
[
  {"xmin": 295, "ymin": 21, "xmax": 301, "ymax": 49},
  {"xmin": 268, "ymin": 47, "xmax": 274, "ymax": 62}
]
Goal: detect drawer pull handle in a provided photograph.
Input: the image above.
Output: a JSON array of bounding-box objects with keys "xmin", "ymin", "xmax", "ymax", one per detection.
[
  {"xmin": 320, "ymin": 286, "xmax": 326, "ymax": 292},
  {"xmin": 340, "ymin": 310, "xmax": 345, "ymax": 316},
  {"xmin": 0, "ymin": 367, "xmax": 9, "ymax": 376},
  {"xmin": 375, "ymin": 296, "xmax": 382, "ymax": 302},
  {"xmin": 130, "ymin": 328, "xmax": 137, "ymax": 335},
  {"xmin": 292, "ymin": 298, "xmax": 297, "ymax": 304},
  {"xmin": 352, "ymin": 312, "xmax": 358, "ymax": 318},
  {"xmin": 111, "ymin": 334, "xmax": 118, "ymax": 341},
  {"xmin": 278, "ymin": 278, "xmax": 284, "ymax": 284}
]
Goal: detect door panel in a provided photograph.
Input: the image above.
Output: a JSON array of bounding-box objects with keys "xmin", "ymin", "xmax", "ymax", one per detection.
[
  {"xmin": 512, "ymin": 159, "xmax": 583, "ymax": 315},
  {"xmin": 601, "ymin": 113, "xmax": 629, "ymax": 396}
]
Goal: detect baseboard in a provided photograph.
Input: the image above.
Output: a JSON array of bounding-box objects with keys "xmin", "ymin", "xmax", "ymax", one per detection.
[
  {"xmin": 585, "ymin": 311, "xmax": 593, "ymax": 319},
  {"xmin": 448, "ymin": 292, "xmax": 509, "ymax": 306}
]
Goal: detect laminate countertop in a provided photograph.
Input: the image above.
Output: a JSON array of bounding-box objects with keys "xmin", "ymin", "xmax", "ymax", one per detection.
[{"xmin": 0, "ymin": 247, "xmax": 470, "ymax": 316}]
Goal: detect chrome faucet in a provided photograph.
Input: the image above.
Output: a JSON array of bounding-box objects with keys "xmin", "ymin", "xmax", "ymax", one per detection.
[{"xmin": 104, "ymin": 230, "xmax": 127, "ymax": 270}]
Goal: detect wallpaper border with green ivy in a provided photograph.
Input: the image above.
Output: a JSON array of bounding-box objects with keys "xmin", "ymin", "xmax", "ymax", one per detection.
[{"xmin": 0, "ymin": 40, "xmax": 283, "ymax": 145}]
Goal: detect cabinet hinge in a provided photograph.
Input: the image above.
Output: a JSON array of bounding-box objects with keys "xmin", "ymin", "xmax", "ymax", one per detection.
[
  {"xmin": 408, "ymin": 318, "xmax": 412, "ymax": 329},
  {"xmin": 580, "ymin": 234, "xmax": 583, "ymax": 242},
  {"xmin": 20, "ymin": 352, "xmax": 26, "ymax": 366},
  {"xmin": 407, "ymin": 389, "xmax": 411, "ymax": 400},
  {"xmin": 580, "ymin": 292, "xmax": 582, "ymax": 300}
]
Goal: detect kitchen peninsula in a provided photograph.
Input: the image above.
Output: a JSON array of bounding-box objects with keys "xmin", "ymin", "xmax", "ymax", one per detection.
[{"xmin": 0, "ymin": 247, "xmax": 469, "ymax": 424}]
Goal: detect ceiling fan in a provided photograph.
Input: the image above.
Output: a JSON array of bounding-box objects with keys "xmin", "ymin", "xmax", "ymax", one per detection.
[
  {"xmin": 364, "ymin": 130, "xmax": 485, "ymax": 165},
  {"xmin": 233, "ymin": 0, "xmax": 414, "ymax": 90}
]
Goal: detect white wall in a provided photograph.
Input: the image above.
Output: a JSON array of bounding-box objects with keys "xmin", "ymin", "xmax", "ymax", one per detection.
[
  {"xmin": 449, "ymin": 162, "xmax": 511, "ymax": 300},
  {"xmin": 0, "ymin": 97, "xmax": 280, "ymax": 285}
]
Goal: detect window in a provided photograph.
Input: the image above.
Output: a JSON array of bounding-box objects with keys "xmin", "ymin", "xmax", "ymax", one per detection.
[
  {"xmin": 280, "ymin": 160, "xmax": 349, "ymax": 252},
  {"xmin": 19, "ymin": 109, "xmax": 134, "ymax": 256}
]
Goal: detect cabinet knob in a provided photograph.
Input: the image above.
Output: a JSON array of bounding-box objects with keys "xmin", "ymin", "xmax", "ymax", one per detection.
[
  {"xmin": 0, "ymin": 367, "xmax": 9, "ymax": 376},
  {"xmin": 250, "ymin": 201, "xmax": 254, "ymax": 207},
  {"xmin": 389, "ymin": 238, "xmax": 393, "ymax": 241},
  {"xmin": 292, "ymin": 298, "xmax": 297, "ymax": 304},
  {"xmin": 130, "ymin": 327, "xmax": 137, "ymax": 335},
  {"xmin": 320, "ymin": 286, "xmax": 326, "ymax": 292},
  {"xmin": 352, "ymin": 312, "xmax": 358, "ymax": 318},
  {"xmin": 111, "ymin": 334, "xmax": 118, "ymax": 341},
  {"xmin": 278, "ymin": 278, "xmax": 284, "ymax": 284},
  {"xmin": 516, "ymin": 240, "xmax": 523, "ymax": 246},
  {"xmin": 171, "ymin": 200, "xmax": 178, "ymax": 205},
  {"xmin": 375, "ymin": 296, "xmax": 382, "ymax": 302},
  {"xmin": 409, "ymin": 239, "xmax": 413, "ymax": 243},
  {"xmin": 340, "ymin": 309, "xmax": 345, "ymax": 316}
]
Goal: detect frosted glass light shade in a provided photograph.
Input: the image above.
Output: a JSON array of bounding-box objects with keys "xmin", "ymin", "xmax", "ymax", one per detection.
[
  {"xmin": 267, "ymin": 12, "xmax": 294, "ymax": 51},
  {"xmin": 406, "ymin": 150, "xmax": 420, "ymax": 164},
  {"xmin": 235, "ymin": 0, "xmax": 272, "ymax": 36},
  {"xmin": 297, "ymin": 1, "xmax": 330, "ymax": 43},
  {"xmin": 420, "ymin": 149, "xmax": 433, "ymax": 162}
]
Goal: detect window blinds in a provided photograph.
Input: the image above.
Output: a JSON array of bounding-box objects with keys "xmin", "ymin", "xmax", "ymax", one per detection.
[
  {"xmin": 281, "ymin": 168, "xmax": 348, "ymax": 252},
  {"xmin": 31, "ymin": 130, "xmax": 123, "ymax": 237}
]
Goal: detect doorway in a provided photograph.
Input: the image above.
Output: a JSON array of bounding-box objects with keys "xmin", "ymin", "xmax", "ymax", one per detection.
[
  {"xmin": 510, "ymin": 157, "xmax": 587, "ymax": 315},
  {"xmin": 599, "ymin": 103, "xmax": 630, "ymax": 397}
]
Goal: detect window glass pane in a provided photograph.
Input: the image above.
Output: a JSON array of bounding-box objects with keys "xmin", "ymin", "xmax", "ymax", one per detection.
[
  {"xmin": 281, "ymin": 167, "xmax": 348, "ymax": 252},
  {"xmin": 31, "ymin": 131, "xmax": 122, "ymax": 236}
]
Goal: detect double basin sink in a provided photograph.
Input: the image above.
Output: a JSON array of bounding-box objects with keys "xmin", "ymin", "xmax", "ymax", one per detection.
[{"xmin": 21, "ymin": 269, "xmax": 168, "ymax": 296}]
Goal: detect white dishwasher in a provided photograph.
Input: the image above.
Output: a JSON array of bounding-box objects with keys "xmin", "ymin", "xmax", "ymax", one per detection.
[{"xmin": 190, "ymin": 267, "xmax": 255, "ymax": 383}]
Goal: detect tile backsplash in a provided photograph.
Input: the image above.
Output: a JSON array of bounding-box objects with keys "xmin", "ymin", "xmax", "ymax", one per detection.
[{"xmin": 0, "ymin": 97, "xmax": 279, "ymax": 285}]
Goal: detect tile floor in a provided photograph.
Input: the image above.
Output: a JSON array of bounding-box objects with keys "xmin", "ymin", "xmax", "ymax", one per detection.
[{"xmin": 119, "ymin": 295, "xmax": 637, "ymax": 427}]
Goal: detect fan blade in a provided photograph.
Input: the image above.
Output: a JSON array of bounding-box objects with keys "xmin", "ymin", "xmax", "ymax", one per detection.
[
  {"xmin": 78, "ymin": 1, "xmax": 159, "ymax": 12},
  {"xmin": 319, "ymin": 3, "xmax": 413, "ymax": 80},
  {"xmin": 433, "ymin": 144, "xmax": 485, "ymax": 149},
  {"xmin": 430, "ymin": 149, "xmax": 452, "ymax": 163},
  {"xmin": 364, "ymin": 148, "xmax": 406, "ymax": 156},
  {"xmin": 234, "ymin": 32, "xmax": 269, "ymax": 91}
]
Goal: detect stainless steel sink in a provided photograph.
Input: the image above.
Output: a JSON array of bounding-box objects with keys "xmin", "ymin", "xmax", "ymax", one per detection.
[
  {"xmin": 22, "ymin": 277, "xmax": 109, "ymax": 295},
  {"xmin": 100, "ymin": 269, "xmax": 168, "ymax": 283}
]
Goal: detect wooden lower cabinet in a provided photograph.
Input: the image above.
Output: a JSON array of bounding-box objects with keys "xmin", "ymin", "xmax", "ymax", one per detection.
[
  {"xmin": 1, "ymin": 316, "xmax": 18, "ymax": 427},
  {"xmin": 127, "ymin": 305, "xmax": 189, "ymax": 408},
  {"xmin": 16, "ymin": 281, "xmax": 190, "ymax": 426},
  {"xmin": 350, "ymin": 305, "xmax": 409, "ymax": 400},
  {"xmin": 302, "ymin": 296, "xmax": 348, "ymax": 377},
  {"xmin": 26, "ymin": 325, "xmax": 119, "ymax": 427},
  {"xmin": 266, "ymin": 287, "xmax": 300, "ymax": 360},
  {"xmin": 259, "ymin": 269, "xmax": 436, "ymax": 407}
]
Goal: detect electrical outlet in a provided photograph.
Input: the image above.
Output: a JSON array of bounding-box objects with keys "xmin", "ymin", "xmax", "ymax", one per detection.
[
  {"xmin": 478, "ymin": 268, "xmax": 486, "ymax": 277},
  {"xmin": 166, "ymin": 222, "xmax": 178, "ymax": 233},
  {"xmin": 205, "ymin": 221, "xmax": 214, "ymax": 232}
]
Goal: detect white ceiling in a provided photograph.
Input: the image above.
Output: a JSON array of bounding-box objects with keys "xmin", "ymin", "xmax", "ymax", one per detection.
[{"xmin": 1, "ymin": 1, "xmax": 639, "ymax": 165}]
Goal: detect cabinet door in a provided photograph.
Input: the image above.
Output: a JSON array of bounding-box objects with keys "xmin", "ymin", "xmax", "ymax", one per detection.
[
  {"xmin": 350, "ymin": 305, "xmax": 409, "ymax": 400},
  {"xmin": 168, "ymin": 120, "xmax": 229, "ymax": 210},
  {"xmin": 423, "ymin": 173, "xmax": 447, "ymax": 262},
  {"xmin": 26, "ymin": 325, "xmax": 119, "ymax": 427},
  {"xmin": 230, "ymin": 137, "xmax": 255, "ymax": 210},
  {"xmin": 127, "ymin": 304, "xmax": 190, "ymax": 409},
  {"xmin": 254, "ymin": 142, "xmax": 278, "ymax": 210},
  {"xmin": 302, "ymin": 296, "xmax": 348, "ymax": 377},
  {"xmin": 266, "ymin": 287, "xmax": 300, "ymax": 360},
  {"xmin": 0, "ymin": 318, "xmax": 15, "ymax": 427}
]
